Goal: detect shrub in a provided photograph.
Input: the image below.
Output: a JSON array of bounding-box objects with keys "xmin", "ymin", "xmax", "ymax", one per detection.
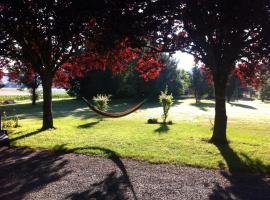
[
  {"xmin": 167, "ymin": 120, "xmax": 173, "ymax": 125},
  {"xmin": 93, "ymin": 94, "xmax": 111, "ymax": 111},
  {"xmin": 2, "ymin": 110, "xmax": 20, "ymax": 129},
  {"xmin": 147, "ymin": 118, "xmax": 158, "ymax": 124},
  {"xmin": 159, "ymin": 87, "xmax": 174, "ymax": 124},
  {"xmin": 2, "ymin": 112, "xmax": 14, "ymax": 129}
]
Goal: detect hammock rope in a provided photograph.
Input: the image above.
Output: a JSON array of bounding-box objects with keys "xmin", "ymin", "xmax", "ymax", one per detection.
[{"xmin": 81, "ymin": 97, "xmax": 147, "ymax": 118}]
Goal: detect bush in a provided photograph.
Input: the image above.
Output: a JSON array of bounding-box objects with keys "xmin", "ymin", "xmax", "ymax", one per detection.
[
  {"xmin": 147, "ymin": 118, "xmax": 158, "ymax": 124},
  {"xmin": 159, "ymin": 87, "xmax": 174, "ymax": 124},
  {"xmin": 93, "ymin": 94, "xmax": 111, "ymax": 111},
  {"xmin": 2, "ymin": 111, "xmax": 20, "ymax": 129},
  {"xmin": 167, "ymin": 120, "xmax": 173, "ymax": 125}
]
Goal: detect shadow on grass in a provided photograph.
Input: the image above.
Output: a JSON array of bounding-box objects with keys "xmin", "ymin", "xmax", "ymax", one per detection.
[
  {"xmin": 54, "ymin": 144, "xmax": 138, "ymax": 200},
  {"xmin": 0, "ymin": 147, "xmax": 70, "ymax": 200},
  {"xmin": 229, "ymin": 102, "xmax": 257, "ymax": 110},
  {"xmin": 154, "ymin": 124, "xmax": 170, "ymax": 134},
  {"xmin": 209, "ymin": 143, "xmax": 270, "ymax": 200},
  {"xmin": 77, "ymin": 121, "xmax": 100, "ymax": 129},
  {"xmin": 0, "ymin": 98, "xmax": 181, "ymax": 121},
  {"xmin": 142, "ymin": 100, "xmax": 183, "ymax": 110},
  {"xmin": 10, "ymin": 129, "xmax": 43, "ymax": 143},
  {"xmin": 190, "ymin": 102, "xmax": 215, "ymax": 111}
]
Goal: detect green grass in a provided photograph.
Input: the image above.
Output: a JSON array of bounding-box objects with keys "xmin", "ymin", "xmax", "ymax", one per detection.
[
  {"xmin": 0, "ymin": 95, "xmax": 32, "ymax": 101},
  {"xmin": 2, "ymin": 98, "xmax": 270, "ymax": 174}
]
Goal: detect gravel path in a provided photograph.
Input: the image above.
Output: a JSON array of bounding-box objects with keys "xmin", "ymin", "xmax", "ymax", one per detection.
[{"xmin": 0, "ymin": 147, "xmax": 269, "ymax": 200}]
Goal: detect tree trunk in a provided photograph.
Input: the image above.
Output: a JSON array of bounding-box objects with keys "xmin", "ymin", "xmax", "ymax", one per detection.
[
  {"xmin": 210, "ymin": 78, "xmax": 228, "ymax": 144},
  {"xmin": 41, "ymin": 76, "xmax": 54, "ymax": 130},
  {"xmin": 32, "ymin": 85, "xmax": 36, "ymax": 105}
]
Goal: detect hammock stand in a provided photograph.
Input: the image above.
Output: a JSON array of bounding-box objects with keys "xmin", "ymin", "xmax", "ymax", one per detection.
[{"xmin": 81, "ymin": 97, "xmax": 147, "ymax": 118}]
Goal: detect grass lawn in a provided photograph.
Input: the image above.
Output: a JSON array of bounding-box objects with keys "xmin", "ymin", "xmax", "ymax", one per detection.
[{"xmin": 2, "ymin": 98, "xmax": 270, "ymax": 174}]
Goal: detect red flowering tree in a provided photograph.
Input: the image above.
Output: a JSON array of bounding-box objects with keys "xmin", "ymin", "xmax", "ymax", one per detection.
[
  {"xmin": 235, "ymin": 63, "xmax": 270, "ymax": 89},
  {"xmin": 54, "ymin": 39, "xmax": 164, "ymax": 89}
]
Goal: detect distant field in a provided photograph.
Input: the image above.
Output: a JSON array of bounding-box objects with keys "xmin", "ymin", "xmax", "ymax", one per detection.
[
  {"xmin": 0, "ymin": 88, "xmax": 28, "ymax": 96},
  {"xmin": 0, "ymin": 88, "xmax": 69, "ymax": 101}
]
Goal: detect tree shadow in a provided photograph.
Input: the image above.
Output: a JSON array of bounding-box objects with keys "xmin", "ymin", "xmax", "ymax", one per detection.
[
  {"xmin": 141, "ymin": 100, "xmax": 183, "ymax": 110},
  {"xmin": 53, "ymin": 145, "xmax": 138, "ymax": 200},
  {"xmin": 10, "ymin": 129, "xmax": 43, "ymax": 143},
  {"xmin": 229, "ymin": 102, "xmax": 257, "ymax": 110},
  {"xmin": 67, "ymin": 171, "xmax": 130, "ymax": 200},
  {"xmin": 209, "ymin": 143, "xmax": 270, "ymax": 200},
  {"xmin": 77, "ymin": 120, "xmax": 100, "ymax": 129},
  {"xmin": 0, "ymin": 98, "xmax": 181, "ymax": 121},
  {"xmin": 190, "ymin": 102, "xmax": 215, "ymax": 111},
  {"xmin": 154, "ymin": 124, "xmax": 170, "ymax": 134},
  {"xmin": 0, "ymin": 146, "xmax": 70, "ymax": 200}
]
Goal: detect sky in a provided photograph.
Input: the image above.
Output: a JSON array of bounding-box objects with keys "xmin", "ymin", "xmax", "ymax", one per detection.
[{"xmin": 173, "ymin": 51, "xmax": 195, "ymax": 71}]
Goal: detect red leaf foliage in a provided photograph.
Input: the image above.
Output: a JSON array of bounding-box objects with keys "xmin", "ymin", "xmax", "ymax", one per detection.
[
  {"xmin": 54, "ymin": 39, "xmax": 164, "ymax": 88},
  {"xmin": 198, "ymin": 62, "xmax": 270, "ymax": 89}
]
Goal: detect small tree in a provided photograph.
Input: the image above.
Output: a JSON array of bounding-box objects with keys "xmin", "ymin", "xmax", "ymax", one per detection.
[
  {"xmin": 159, "ymin": 87, "xmax": 173, "ymax": 124},
  {"xmin": 93, "ymin": 94, "xmax": 111, "ymax": 112},
  {"xmin": 9, "ymin": 69, "xmax": 41, "ymax": 105},
  {"xmin": 179, "ymin": 69, "xmax": 190, "ymax": 95}
]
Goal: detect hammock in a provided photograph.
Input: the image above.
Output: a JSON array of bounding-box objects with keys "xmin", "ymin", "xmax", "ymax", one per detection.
[{"xmin": 82, "ymin": 97, "xmax": 147, "ymax": 118}]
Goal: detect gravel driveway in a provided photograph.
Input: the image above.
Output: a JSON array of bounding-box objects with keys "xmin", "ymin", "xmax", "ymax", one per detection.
[{"xmin": 0, "ymin": 147, "xmax": 269, "ymax": 200}]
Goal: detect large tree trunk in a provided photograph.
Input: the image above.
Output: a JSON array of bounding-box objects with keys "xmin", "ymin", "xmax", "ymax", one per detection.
[
  {"xmin": 41, "ymin": 75, "xmax": 54, "ymax": 130},
  {"xmin": 210, "ymin": 77, "xmax": 228, "ymax": 144}
]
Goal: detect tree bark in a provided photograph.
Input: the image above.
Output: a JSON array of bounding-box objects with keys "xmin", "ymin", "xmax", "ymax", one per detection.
[
  {"xmin": 210, "ymin": 78, "xmax": 228, "ymax": 144},
  {"xmin": 41, "ymin": 75, "xmax": 54, "ymax": 130},
  {"xmin": 32, "ymin": 85, "xmax": 36, "ymax": 105}
]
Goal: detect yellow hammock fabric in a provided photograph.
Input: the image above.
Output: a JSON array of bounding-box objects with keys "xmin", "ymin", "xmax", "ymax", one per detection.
[{"xmin": 81, "ymin": 97, "xmax": 146, "ymax": 118}]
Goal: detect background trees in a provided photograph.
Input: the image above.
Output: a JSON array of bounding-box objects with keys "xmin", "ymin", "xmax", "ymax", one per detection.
[
  {"xmin": 260, "ymin": 79, "xmax": 270, "ymax": 102},
  {"xmin": 190, "ymin": 66, "xmax": 212, "ymax": 103}
]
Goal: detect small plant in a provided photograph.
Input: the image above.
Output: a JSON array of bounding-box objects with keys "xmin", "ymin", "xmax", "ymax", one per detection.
[
  {"xmin": 1, "ymin": 110, "xmax": 20, "ymax": 129},
  {"xmin": 167, "ymin": 120, "xmax": 173, "ymax": 125},
  {"xmin": 147, "ymin": 118, "xmax": 158, "ymax": 124},
  {"xmin": 93, "ymin": 94, "xmax": 111, "ymax": 111},
  {"xmin": 13, "ymin": 114, "xmax": 20, "ymax": 128},
  {"xmin": 159, "ymin": 87, "xmax": 174, "ymax": 124}
]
